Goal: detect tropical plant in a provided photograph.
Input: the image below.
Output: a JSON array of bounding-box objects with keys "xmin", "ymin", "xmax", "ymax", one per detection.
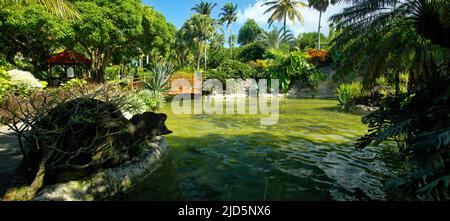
[
  {"xmin": 191, "ymin": 0, "xmax": 217, "ymax": 16},
  {"xmin": 258, "ymin": 27, "xmax": 295, "ymax": 50},
  {"xmin": 0, "ymin": 0, "xmax": 80, "ymax": 20},
  {"xmin": 331, "ymin": 0, "xmax": 450, "ymax": 200},
  {"xmin": 139, "ymin": 63, "xmax": 174, "ymax": 93},
  {"xmin": 60, "ymin": 78, "xmax": 87, "ymax": 89},
  {"xmin": 337, "ymin": 81, "xmax": 363, "ymax": 109},
  {"xmin": 237, "ymin": 42, "xmax": 267, "ymax": 63},
  {"xmin": 219, "ymin": 2, "xmax": 238, "ymax": 59},
  {"xmin": 204, "ymin": 60, "xmax": 259, "ymax": 84},
  {"xmin": 180, "ymin": 14, "xmax": 216, "ymax": 70},
  {"xmin": 238, "ymin": 19, "xmax": 264, "ymax": 45},
  {"xmin": 266, "ymin": 51, "xmax": 322, "ymax": 92},
  {"xmin": 307, "ymin": 0, "xmax": 331, "ymax": 49},
  {"xmin": 263, "ymin": 0, "xmax": 307, "ymax": 36},
  {"xmin": 135, "ymin": 90, "xmax": 166, "ymax": 112}
]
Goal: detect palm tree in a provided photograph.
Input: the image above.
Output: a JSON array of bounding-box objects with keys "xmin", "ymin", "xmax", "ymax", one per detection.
[
  {"xmin": 0, "ymin": 0, "xmax": 80, "ymax": 20},
  {"xmin": 263, "ymin": 0, "xmax": 307, "ymax": 37},
  {"xmin": 258, "ymin": 27, "xmax": 295, "ymax": 49},
  {"xmin": 180, "ymin": 14, "xmax": 216, "ymax": 70},
  {"xmin": 308, "ymin": 0, "xmax": 329, "ymax": 50},
  {"xmin": 219, "ymin": 2, "xmax": 238, "ymax": 59},
  {"xmin": 191, "ymin": 0, "xmax": 217, "ymax": 16}
]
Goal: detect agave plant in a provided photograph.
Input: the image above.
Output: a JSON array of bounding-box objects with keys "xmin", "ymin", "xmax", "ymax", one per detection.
[{"xmin": 140, "ymin": 63, "xmax": 174, "ymax": 93}]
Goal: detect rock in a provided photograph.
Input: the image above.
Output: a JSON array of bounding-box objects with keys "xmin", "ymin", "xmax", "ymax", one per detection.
[
  {"xmin": 33, "ymin": 136, "xmax": 169, "ymax": 201},
  {"xmin": 349, "ymin": 105, "xmax": 380, "ymax": 115}
]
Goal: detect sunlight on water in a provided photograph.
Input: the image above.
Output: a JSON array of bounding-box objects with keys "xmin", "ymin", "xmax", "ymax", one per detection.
[{"xmin": 120, "ymin": 99, "xmax": 400, "ymax": 201}]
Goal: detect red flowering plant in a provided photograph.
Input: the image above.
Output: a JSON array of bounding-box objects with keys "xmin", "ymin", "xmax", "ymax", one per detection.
[{"xmin": 306, "ymin": 49, "xmax": 331, "ymax": 67}]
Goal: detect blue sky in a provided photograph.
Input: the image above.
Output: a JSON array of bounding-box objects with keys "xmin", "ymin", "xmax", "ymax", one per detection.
[{"xmin": 142, "ymin": 0, "xmax": 349, "ymax": 37}]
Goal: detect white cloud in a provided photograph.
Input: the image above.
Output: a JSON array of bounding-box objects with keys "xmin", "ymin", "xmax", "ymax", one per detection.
[{"xmin": 237, "ymin": 0, "xmax": 349, "ymax": 37}]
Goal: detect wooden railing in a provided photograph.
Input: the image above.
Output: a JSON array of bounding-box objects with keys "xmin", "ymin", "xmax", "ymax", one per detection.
[{"xmin": 129, "ymin": 75, "xmax": 201, "ymax": 95}]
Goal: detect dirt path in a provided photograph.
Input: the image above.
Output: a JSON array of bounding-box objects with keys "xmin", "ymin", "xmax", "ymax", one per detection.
[{"xmin": 0, "ymin": 126, "xmax": 22, "ymax": 197}]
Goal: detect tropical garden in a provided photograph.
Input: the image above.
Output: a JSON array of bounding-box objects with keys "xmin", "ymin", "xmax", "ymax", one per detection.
[{"xmin": 0, "ymin": 0, "xmax": 449, "ymax": 201}]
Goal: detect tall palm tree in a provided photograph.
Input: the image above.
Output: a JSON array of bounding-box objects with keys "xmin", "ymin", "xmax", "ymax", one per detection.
[
  {"xmin": 180, "ymin": 14, "xmax": 216, "ymax": 70},
  {"xmin": 258, "ymin": 27, "xmax": 295, "ymax": 49},
  {"xmin": 308, "ymin": 0, "xmax": 329, "ymax": 50},
  {"xmin": 0, "ymin": 0, "xmax": 80, "ymax": 20},
  {"xmin": 219, "ymin": 2, "xmax": 238, "ymax": 59},
  {"xmin": 191, "ymin": 0, "xmax": 217, "ymax": 16},
  {"xmin": 263, "ymin": 0, "xmax": 307, "ymax": 37}
]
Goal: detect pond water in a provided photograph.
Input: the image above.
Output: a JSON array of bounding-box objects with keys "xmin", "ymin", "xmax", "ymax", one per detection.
[{"xmin": 121, "ymin": 98, "xmax": 400, "ymax": 201}]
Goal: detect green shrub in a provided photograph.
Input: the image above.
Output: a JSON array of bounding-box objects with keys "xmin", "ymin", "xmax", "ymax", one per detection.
[
  {"xmin": 237, "ymin": 42, "xmax": 267, "ymax": 63},
  {"xmin": 135, "ymin": 90, "xmax": 165, "ymax": 112},
  {"xmin": 105, "ymin": 65, "xmax": 122, "ymax": 81},
  {"xmin": 0, "ymin": 69, "xmax": 46, "ymax": 102},
  {"xmin": 266, "ymin": 52, "xmax": 323, "ymax": 93},
  {"xmin": 337, "ymin": 82, "xmax": 363, "ymax": 108},
  {"xmin": 204, "ymin": 60, "xmax": 258, "ymax": 84},
  {"xmin": 60, "ymin": 78, "xmax": 88, "ymax": 89}
]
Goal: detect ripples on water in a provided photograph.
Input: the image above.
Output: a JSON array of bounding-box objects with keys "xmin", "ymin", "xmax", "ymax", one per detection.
[{"xmin": 121, "ymin": 99, "xmax": 400, "ymax": 201}]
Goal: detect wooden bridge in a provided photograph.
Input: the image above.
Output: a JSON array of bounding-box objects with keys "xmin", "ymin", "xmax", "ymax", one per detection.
[{"xmin": 129, "ymin": 73, "xmax": 201, "ymax": 95}]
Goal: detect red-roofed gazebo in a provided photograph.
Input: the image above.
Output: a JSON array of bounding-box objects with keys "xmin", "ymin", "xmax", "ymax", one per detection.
[{"xmin": 44, "ymin": 50, "xmax": 92, "ymax": 86}]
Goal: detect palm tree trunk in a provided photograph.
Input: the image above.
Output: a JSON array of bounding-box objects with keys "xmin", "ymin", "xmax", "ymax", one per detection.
[
  {"xmin": 228, "ymin": 25, "xmax": 233, "ymax": 59},
  {"xmin": 197, "ymin": 49, "xmax": 201, "ymax": 70},
  {"xmin": 204, "ymin": 41, "xmax": 207, "ymax": 70},
  {"xmin": 317, "ymin": 11, "xmax": 322, "ymax": 50},
  {"xmin": 283, "ymin": 14, "xmax": 287, "ymax": 38}
]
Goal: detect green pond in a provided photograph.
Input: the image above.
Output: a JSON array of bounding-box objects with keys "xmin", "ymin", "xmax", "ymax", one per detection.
[{"xmin": 121, "ymin": 98, "xmax": 400, "ymax": 201}]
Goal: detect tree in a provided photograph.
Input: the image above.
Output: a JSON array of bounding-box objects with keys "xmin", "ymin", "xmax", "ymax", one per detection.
[
  {"xmin": 308, "ymin": 0, "xmax": 329, "ymax": 49},
  {"xmin": 219, "ymin": 2, "xmax": 238, "ymax": 59},
  {"xmin": 180, "ymin": 14, "xmax": 216, "ymax": 70},
  {"xmin": 238, "ymin": 19, "xmax": 263, "ymax": 45},
  {"xmin": 0, "ymin": 0, "xmax": 80, "ymax": 20},
  {"xmin": 237, "ymin": 41, "xmax": 267, "ymax": 62},
  {"xmin": 0, "ymin": 4, "xmax": 72, "ymax": 71},
  {"xmin": 296, "ymin": 32, "xmax": 327, "ymax": 50},
  {"xmin": 263, "ymin": 0, "xmax": 307, "ymax": 37},
  {"xmin": 140, "ymin": 6, "xmax": 176, "ymax": 65},
  {"xmin": 258, "ymin": 27, "xmax": 295, "ymax": 50},
  {"xmin": 191, "ymin": 0, "xmax": 217, "ymax": 16},
  {"xmin": 72, "ymin": 0, "xmax": 144, "ymax": 82}
]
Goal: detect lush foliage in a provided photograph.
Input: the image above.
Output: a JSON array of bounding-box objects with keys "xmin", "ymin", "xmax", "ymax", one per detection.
[
  {"xmin": 266, "ymin": 51, "xmax": 323, "ymax": 92},
  {"xmin": 204, "ymin": 60, "xmax": 259, "ymax": 84},
  {"xmin": 337, "ymin": 82, "xmax": 363, "ymax": 108},
  {"xmin": 332, "ymin": 0, "xmax": 450, "ymax": 200},
  {"xmin": 307, "ymin": 48, "xmax": 330, "ymax": 66},
  {"xmin": 238, "ymin": 19, "xmax": 263, "ymax": 45},
  {"xmin": 237, "ymin": 42, "xmax": 267, "ymax": 63}
]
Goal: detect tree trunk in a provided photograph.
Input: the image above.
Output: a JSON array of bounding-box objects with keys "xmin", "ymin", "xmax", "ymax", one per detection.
[
  {"xmin": 204, "ymin": 42, "xmax": 207, "ymax": 71},
  {"xmin": 283, "ymin": 15, "xmax": 287, "ymax": 38},
  {"xmin": 229, "ymin": 25, "xmax": 233, "ymax": 59},
  {"xmin": 317, "ymin": 11, "xmax": 322, "ymax": 50},
  {"xmin": 197, "ymin": 48, "xmax": 201, "ymax": 70},
  {"xmin": 395, "ymin": 71, "xmax": 400, "ymax": 97}
]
